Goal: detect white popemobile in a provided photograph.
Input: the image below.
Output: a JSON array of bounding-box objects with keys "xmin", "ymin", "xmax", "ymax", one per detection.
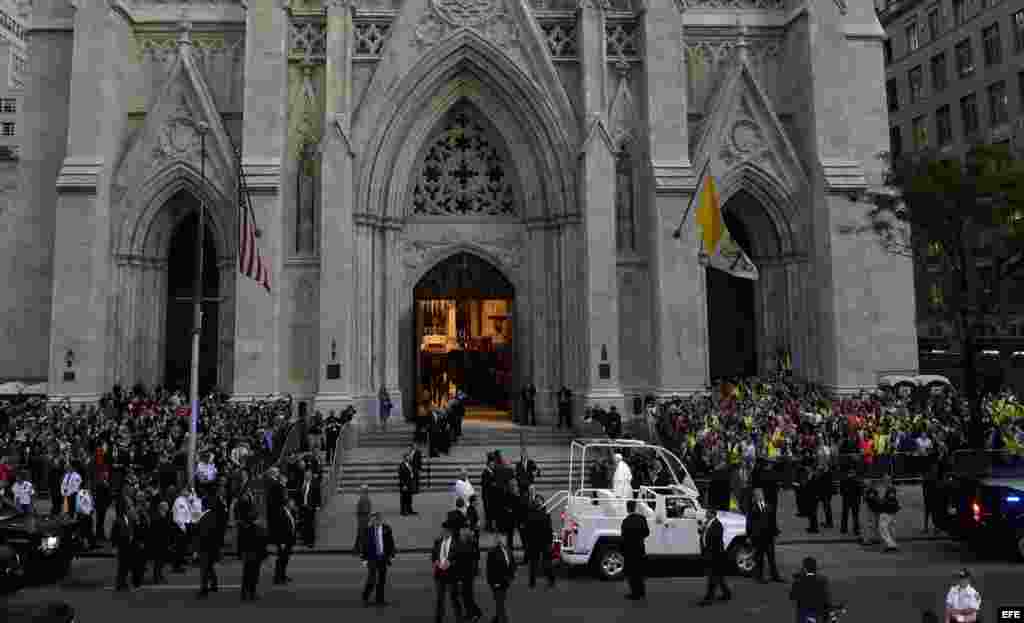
[{"xmin": 546, "ymin": 439, "xmax": 755, "ymax": 581}]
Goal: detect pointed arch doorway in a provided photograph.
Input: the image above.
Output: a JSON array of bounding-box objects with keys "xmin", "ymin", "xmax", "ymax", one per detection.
[
  {"xmin": 413, "ymin": 252, "xmax": 516, "ymax": 422},
  {"xmin": 706, "ymin": 209, "xmax": 758, "ymax": 382},
  {"xmin": 163, "ymin": 207, "xmax": 221, "ymax": 394}
]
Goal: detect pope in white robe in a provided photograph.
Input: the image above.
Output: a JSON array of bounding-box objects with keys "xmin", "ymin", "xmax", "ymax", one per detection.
[{"xmin": 611, "ymin": 453, "xmax": 632, "ymax": 499}]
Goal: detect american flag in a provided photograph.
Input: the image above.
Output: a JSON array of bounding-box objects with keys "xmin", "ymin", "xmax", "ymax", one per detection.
[{"xmin": 238, "ymin": 165, "xmax": 271, "ymax": 293}]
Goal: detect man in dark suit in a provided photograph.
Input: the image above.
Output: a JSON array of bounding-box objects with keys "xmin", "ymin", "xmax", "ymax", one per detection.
[
  {"xmin": 699, "ymin": 507, "xmax": 731, "ymax": 605},
  {"xmin": 112, "ymin": 501, "xmax": 140, "ymax": 591},
  {"xmin": 746, "ymin": 488, "xmax": 785, "ymax": 583},
  {"xmin": 557, "ymin": 386, "xmax": 572, "ymax": 429},
  {"xmin": 487, "ymin": 533, "xmax": 516, "ymax": 623},
  {"xmin": 196, "ymin": 506, "xmax": 222, "ymax": 598},
  {"xmin": 620, "ymin": 500, "xmax": 650, "ymax": 600},
  {"xmin": 453, "ymin": 526, "xmax": 483, "ymax": 623},
  {"xmin": 265, "ymin": 467, "xmax": 287, "ymax": 547},
  {"xmin": 399, "ymin": 454, "xmax": 416, "ymax": 516},
  {"xmin": 839, "ymin": 467, "xmax": 863, "ymax": 536},
  {"xmin": 272, "ymin": 499, "xmax": 297, "ymax": 585},
  {"xmin": 480, "ymin": 454, "xmax": 496, "ymax": 532},
  {"xmin": 237, "ymin": 509, "xmax": 268, "ymax": 601},
  {"xmin": 521, "ymin": 384, "xmax": 537, "ymax": 426},
  {"xmin": 515, "ymin": 452, "xmax": 540, "ymax": 498},
  {"xmin": 298, "ymin": 467, "xmax": 322, "ymax": 546},
  {"xmin": 360, "ymin": 511, "xmax": 395, "ymax": 606},
  {"xmin": 790, "ymin": 557, "xmax": 832, "ymax": 623},
  {"xmin": 816, "ymin": 462, "xmax": 835, "ymax": 529},
  {"xmin": 432, "ymin": 523, "xmax": 462, "ymax": 623},
  {"xmin": 523, "ymin": 495, "xmax": 554, "ymax": 589},
  {"xmin": 408, "ymin": 443, "xmax": 423, "ymax": 492}
]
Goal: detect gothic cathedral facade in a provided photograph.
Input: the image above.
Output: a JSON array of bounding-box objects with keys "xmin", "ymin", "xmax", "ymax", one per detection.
[{"xmin": 6, "ymin": 0, "xmax": 920, "ymax": 427}]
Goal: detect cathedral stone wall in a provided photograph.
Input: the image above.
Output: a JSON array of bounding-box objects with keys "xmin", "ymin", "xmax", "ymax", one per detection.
[{"xmin": 4, "ymin": 0, "xmax": 920, "ymax": 423}]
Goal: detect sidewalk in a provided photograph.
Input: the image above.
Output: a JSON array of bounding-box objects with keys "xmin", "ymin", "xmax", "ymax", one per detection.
[{"xmin": 310, "ymin": 482, "xmax": 944, "ymax": 554}]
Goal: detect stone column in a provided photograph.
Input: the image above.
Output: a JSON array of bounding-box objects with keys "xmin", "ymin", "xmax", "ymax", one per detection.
[
  {"xmin": 577, "ymin": 0, "xmax": 624, "ymax": 411},
  {"xmin": 48, "ymin": 1, "xmax": 132, "ymax": 401},
  {"xmin": 383, "ymin": 223, "xmax": 404, "ymax": 421},
  {"xmin": 643, "ymin": 0, "xmax": 705, "ymax": 395},
  {"xmin": 234, "ymin": 0, "xmax": 289, "ymax": 398},
  {"xmin": 527, "ymin": 223, "xmax": 551, "ymax": 421},
  {"xmin": 316, "ymin": 0, "xmax": 356, "ymax": 408},
  {"xmin": 796, "ymin": 2, "xmax": 918, "ymax": 390}
]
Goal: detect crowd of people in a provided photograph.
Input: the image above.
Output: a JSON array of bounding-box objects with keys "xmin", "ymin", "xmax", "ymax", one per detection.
[{"xmin": 647, "ymin": 377, "xmax": 1024, "ymax": 482}]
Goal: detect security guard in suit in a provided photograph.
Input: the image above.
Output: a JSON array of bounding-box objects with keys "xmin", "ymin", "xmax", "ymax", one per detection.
[
  {"xmin": 273, "ymin": 499, "xmax": 298, "ymax": 585},
  {"xmin": 747, "ymin": 488, "xmax": 785, "ymax": 583},
  {"xmin": 620, "ymin": 500, "xmax": 650, "ymax": 600},
  {"xmin": 699, "ymin": 507, "xmax": 732, "ymax": 605}
]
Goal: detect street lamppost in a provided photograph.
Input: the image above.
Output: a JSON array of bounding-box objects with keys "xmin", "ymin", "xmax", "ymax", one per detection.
[{"xmin": 187, "ymin": 120, "xmax": 210, "ymax": 490}]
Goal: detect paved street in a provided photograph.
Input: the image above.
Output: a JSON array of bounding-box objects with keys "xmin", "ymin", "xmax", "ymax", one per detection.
[{"xmin": 7, "ymin": 540, "xmax": 1022, "ymax": 622}]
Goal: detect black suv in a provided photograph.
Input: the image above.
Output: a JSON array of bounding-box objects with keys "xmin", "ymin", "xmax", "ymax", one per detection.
[
  {"xmin": 934, "ymin": 449, "xmax": 1024, "ymax": 561},
  {"xmin": 0, "ymin": 497, "xmax": 79, "ymax": 581}
]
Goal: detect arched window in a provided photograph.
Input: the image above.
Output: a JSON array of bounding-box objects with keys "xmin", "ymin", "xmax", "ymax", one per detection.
[{"xmin": 615, "ymin": 147, "xmax": 635, "ymax": 252}]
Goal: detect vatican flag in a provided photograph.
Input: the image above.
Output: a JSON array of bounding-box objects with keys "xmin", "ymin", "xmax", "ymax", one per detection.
[{"xmin": 682, "ymin": 159, "xmax": 759, "ymax": 280}]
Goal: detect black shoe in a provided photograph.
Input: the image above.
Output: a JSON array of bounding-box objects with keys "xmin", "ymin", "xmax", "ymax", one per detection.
[
  {"xmin": 720, "ymin": 594, "xmax": 732, "ymax": 601},
  {"xmin": 197, "ymin": 591, "xmax": 209, "ymax": 599},
  {"xmin": 211, "ymin": 585, "xmax": 218, "ymax": 592},
  {"xmin": 839, "ymin": 529, "xmax": 847, "ymax": 534},
  {"xmin": 376, "ymin": 600, "xmax": 390, "ymax": 607},
  {"xmin": 807, "ymin": 528, "xmax": 820, "ymax": 534},
  {"xmin": 698, "ymin": 599, "xmax": 714, "ymax": 607}
]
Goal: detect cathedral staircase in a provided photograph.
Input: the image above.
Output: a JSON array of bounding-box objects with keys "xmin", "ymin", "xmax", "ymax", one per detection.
[{"xmin": 336, "ymin": 421, "xmax": 577, "ymax": 493}]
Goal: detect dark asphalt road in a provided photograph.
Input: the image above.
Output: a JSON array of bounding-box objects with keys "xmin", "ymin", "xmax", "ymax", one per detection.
[{"xmin": 5, "ymin": 540, "xmax": 1021, "ymax": 622}]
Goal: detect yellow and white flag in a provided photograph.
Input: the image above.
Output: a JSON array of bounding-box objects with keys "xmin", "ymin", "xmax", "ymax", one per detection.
[{"xmin": 682, "ymin": 159, "xmax": 759, "ymax": 280}]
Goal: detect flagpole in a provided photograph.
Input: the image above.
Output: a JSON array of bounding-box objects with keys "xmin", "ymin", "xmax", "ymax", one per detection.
[
  {"xmin": 673, "ymin": 158, "xmax": 712, "ymax": 239},
  {"xmin": 187, "ymin": 120, "xmax": 210, "ymax": 491}
]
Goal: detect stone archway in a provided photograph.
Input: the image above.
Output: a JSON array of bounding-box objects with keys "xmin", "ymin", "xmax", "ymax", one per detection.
[
  {"xmin": 705, "ymin": 183, "xmax": 800, "ymax": 380},
  {"xmin": 113, "ymin": 176, "xmax": 235, "ymax": 393},
  {"xmin": 409, "ymin": 252, "xmax": 517, "ymax": 422}
]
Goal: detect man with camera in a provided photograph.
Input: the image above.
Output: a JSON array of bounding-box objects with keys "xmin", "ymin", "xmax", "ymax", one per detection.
[{"xmin": 790, "ymin": 557, "xmax": 833, "ymax": 623}]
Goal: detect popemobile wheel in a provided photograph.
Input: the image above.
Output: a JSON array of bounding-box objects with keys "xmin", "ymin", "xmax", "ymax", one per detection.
[
  {"xmin": 730, "ymin": 540, "xmax": 756, "ymax": 576},
  {"xmin": 1016, "ymin": 529, "xmax": 1024, "ymax": 562},
  {"xmin": 594, "ymin": 545, "xmax": 626, "ymax": 581}
]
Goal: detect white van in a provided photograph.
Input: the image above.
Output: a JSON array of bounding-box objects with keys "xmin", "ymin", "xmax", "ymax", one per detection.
[{"xmin": 547, "ymin": 439, "xmax": 754, "ymax": 581}]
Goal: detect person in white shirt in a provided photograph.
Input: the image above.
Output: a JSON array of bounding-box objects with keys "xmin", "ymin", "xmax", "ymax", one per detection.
[
  {"xmin": 612, "ymin": 453, "xmax": 633, "ymax": 499},
  {"xmin": 453, "ymin": 469, "xmax": 475, "ymax": 505},
  {"xmin": 76, "ymin": 487, "xmax": 96, "ymax": 549},
  {"xmin": 945, "ymin": 569, "xmax": 980, "ymax": 623},
  {"xmin": 12, "ymin": 472, "xmax": 34, "ymax": 514},
  {"xmin": 172, "ymin": 489, "xmax": 193, "ymax": 572},
  {"xmin": 60, "ymin": 464, "xmax": 82, "ymax": 516}
]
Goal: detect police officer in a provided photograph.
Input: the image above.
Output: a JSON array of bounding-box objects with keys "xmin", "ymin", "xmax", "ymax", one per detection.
[{"xmin": 839, "ymin": 467, "xmax": 863, "ymax": 536}]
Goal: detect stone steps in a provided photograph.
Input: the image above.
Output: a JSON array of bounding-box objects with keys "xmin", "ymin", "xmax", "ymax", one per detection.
[{"xmin": 339, "ymin": 459, "xmax": 572, "ymax": 493}]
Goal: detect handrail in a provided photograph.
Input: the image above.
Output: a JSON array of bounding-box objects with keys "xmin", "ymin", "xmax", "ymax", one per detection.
[
  {"xmin": 543, "ymin": 489, "xmax": 569, "ymax": 513},
  {"xmin": 325, "ymin": 421, "xmax": 354, "ymax": 498}
]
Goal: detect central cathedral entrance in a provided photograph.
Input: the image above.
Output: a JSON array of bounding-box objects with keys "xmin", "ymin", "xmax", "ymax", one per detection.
[{"xmin": 413, "ymin": 252, "xmax": 515, "ymax": 421}]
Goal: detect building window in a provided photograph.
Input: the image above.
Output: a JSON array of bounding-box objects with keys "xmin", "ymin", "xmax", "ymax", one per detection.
[
  {"xmin": 887, "ymin": 79, "xmax": 900, "ymax": 112},
  {"xmin": 961, "ymin": 93, "xmax": 979, "ymax": 135},
  {"xmin": 906, "ymin": 20, "xmax": 921, "ymax": 52},
  {"xmin": 988, "ymin": 81, "xmax": 1008, "ymax": 125},
  {"xmin": 884, "ymin": 39, "xmax": 893, "ymax": 65},
  {"xmin": 0, "ymin": 99, "xmax": 14, "ymax": 114},
  {"xmin": 928, "ymin": 5, "xmax": 941, "ymax": 40},
  {"xmin": 909, "ymin": 66, "xmax": 924, "ymax": 103},
  {"xmin": 931, "ymin": 53, "xmax": 948, "ymax": 91},
  {"xmin": 936, "ymin": 105, "xmax": 953, "ymax": 145},
  {"xmin": 912, "ymin": 115, "xmax": 929, "ymax": 150},
  {"xmin": 615, "ymin": 149, "xmax": 636, "ymax": 252},
  {"xmin": 1014, "ymin": 10, "xmax": 1024, "ymax": 53},
  {"xmin": 890, "ymin": 125, "xmax": 903, "ymax": 159},
  {"xmin": 0, "ymin": 122, "xmax": 13, "ymax": 137},
  {"xmin": 953, "ymin": 0, "xmax": 966, "ymax": 26},
  {"xmin": 982, "ymin": 23, "xmax": 1002, "ymax": 66},
  {"xmin": 929, "ymin": 283, "xmax": 945, "ymax": 309},
  {"xmin": 956, "ymin": 38, "xmax": 975, "ymax": 77}
]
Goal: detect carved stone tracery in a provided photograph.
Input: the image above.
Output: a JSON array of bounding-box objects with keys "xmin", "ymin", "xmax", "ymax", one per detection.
[
  {"xmin": 539, "ymin": 21, "xmax": 577, "ymax": 57},
  {"xmin": 289, "ymin": 20, "xmax": 326, "ymax": 61},
  {"xmin": 414, "ymin": 0, "xmax": 519, "ymax": 49},
  {"xmin": 605, "ymin": 21, "xmax": 639, "ymax": 58},
  {"xmin": 399, "ymin": 231, "xmax": 525, "ymax": 276},
  {"xmin": 410, "ymin": 105, "xmax": 518, "ymax": 217}
]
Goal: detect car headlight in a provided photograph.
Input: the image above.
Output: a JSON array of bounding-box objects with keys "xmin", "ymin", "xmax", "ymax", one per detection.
[{"xmin": 41, "ymin": 536, "xmax": 60, "ymax": 551}]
